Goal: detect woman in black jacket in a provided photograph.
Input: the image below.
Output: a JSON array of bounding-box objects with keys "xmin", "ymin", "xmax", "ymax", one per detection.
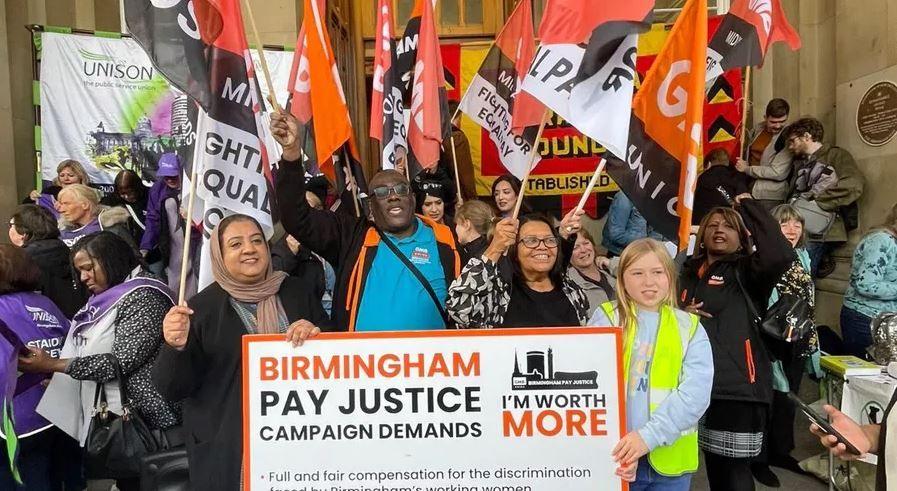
[
  {"xmin": 8, "ymin": 204, "xmax": 87, "ymax": 317},
  {"xmin": 154, "ymin": 214, "xmax": 331, "ymax": 490},
  {"xmin": 679, "ymin": 194, "xmax": 795, "ymax": 491}
]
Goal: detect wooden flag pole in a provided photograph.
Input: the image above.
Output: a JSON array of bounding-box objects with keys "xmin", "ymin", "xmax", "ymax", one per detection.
[
  {"xmin": 177, "ymin": 114, "xmax": 204, "ymax": 305},
  {"xmin": 738, "ymin": 66, "xmax": 752, "ymax": 159},
  {"xmin": 449, "ymin": 133, "xmax": 464, "ymax": 206},
  {"xmin": 574, "ymin": 158, "xmax": 607, "ymax": 213},
  {"xmin": 242, "ymin": 0, "xmax": 282, "ymax": 113},
  {"xmin": 342, "ymin": 147, "xmax": 362, "ymax": 219},
  {"xmin": 511, "ymin": 110, "xmax": 550, "ymax": 219}
]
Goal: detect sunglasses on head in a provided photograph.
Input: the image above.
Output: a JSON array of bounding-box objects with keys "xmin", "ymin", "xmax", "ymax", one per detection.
[{"xmin": 371, "ymin": 183, "xmax": 410, "ymax": 200}]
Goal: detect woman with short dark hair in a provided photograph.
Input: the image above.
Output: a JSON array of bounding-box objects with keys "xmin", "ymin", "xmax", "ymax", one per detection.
[
  {"xmin": 679, "ymin": 195, "xmax": 796, "ymax": 490},
  {"xmin": 20, "ymin": 232, "xmax": 180, "ymax": 489},
  {"xmin": 0, "ymin": 245, "xmax": 75, "ymax": 490},
  {"xmin": 446, "ymin": 213, "xmax": 590, "ymax": 328},
  {"xmin": 9, "ymin": 205, "xmax": 86, "ymax": 317}
]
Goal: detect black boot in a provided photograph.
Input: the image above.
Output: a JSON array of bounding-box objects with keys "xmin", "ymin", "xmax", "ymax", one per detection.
[
  {"xmin": 770, "ymin": 454, "xmax": 808, "ymax": 475},
  {"xmin": 751, "ymin": 463, "xmax": 781, "ymax": 488}
]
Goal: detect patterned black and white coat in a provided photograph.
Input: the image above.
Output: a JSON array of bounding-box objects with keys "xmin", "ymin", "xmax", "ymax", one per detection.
[{"xmin": 446, "ymin": 256, "xmax": 591, "ymax": 329}]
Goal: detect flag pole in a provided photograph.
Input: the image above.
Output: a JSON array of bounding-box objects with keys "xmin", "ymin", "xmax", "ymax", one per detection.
[
  {"xmin": 511, "ymin": 110, "xmax": 549, "ymax": 219},
  {"xmin": 178, "ymin": 113, "xmax": 204, "ymax": 305},
  {"xmin": 242, "ymin": 0, "xmax": 283, "ymax": 113},
  {"xmin": 738, "ymin": 66, "xmax": 752, "ymax": 159},
  {"xmin": 574, "ymin": 158, "xmax": 607, "ymax": 213},
  {"xmin": 342, "ymin": 146, "xmax": 362, "ymax": 218},
  {"xmin": 449, "ymin": 133, "xmax": 464, "ymax": 205}
]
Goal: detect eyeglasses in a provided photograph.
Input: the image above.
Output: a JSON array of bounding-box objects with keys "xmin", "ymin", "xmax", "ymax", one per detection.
[
  {"xmin": 371, "ymin": 183, "xmax": 410, "ymax": 200},
  {"xmin": 518, "ymin": 236, "xmax": 559, "ymax": 249}
]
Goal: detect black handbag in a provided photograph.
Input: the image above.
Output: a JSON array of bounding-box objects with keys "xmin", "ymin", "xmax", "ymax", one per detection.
[
  {"xmin": 734, "ymin": 270, "xmax": 813, "ymax": 343},
  {"xmin": 85, "ymin": 362, "xmax": 161, "ymax": 480}
]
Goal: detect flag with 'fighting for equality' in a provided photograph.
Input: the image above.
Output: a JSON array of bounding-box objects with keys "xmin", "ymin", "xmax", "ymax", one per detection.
[
  {"xmin": 370, "ymin": 0, "xmax": 407, "ymax": 171},
  {"xmin": 288, "ymin": 0, "xmax": 363, "ymax": 193},
  {"xmin": 604, "ymin": 0, "xmax": 708, "ymax": 247},
  {"xmin": 520, "ymin": 0, "xmax": 654, "ymax": 161},
  {"xmin": 706, "ymin": 0, "xmax": 800, "ymax": 81},
  {"xmin": 125, "ymin": 0, "xmax": 277, "ymax": 289},
  {"xmin": 457, "ymin": 0, "xmax": 540, "ymax": 179}
]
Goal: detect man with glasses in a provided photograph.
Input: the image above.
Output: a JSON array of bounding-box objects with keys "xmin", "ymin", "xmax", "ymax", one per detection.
[
  {"xmin": 735, "ymin": 98, "xmax": 795, "ymax": 211},
  {"xmin": 270, "ymin": 111, "xmax": 461, "ymax": 332},
  {"xmin": 783, "ymin": 117, "xmax": 865, "ymax": 277}
]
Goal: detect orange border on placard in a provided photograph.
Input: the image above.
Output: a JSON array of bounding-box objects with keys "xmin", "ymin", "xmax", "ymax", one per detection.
[{"xmin": 241, "ymin": 327, "xmax": 628, "ymax": 491}]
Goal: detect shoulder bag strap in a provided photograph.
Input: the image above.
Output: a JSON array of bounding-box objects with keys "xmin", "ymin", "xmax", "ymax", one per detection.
[
  {"xmin": 733, "ymin": 268, "xmax": 762, "ymax": 324},
  {"xmin": 110, "ymin": 358, "xmax": 131, "ymax": 408},
  {"xmin": 372, "ymin": 224, "xmax": 450, "ymax": 326}
]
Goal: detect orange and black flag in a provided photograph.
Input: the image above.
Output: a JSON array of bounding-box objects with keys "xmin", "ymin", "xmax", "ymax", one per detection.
[
  {"xmin": 605, "ymin": 0, "xmax": 707, "ymax": 247},
  {"xmin": 706, "ymin": 0, "xmax": 800, "ymax": 81},
  {"xmin": 288, "ymin": 0, "xmax": 362, "ymax": 191}
]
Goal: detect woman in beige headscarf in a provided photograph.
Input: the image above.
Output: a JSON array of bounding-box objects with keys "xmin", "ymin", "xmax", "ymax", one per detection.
[{"xmin": 153, "ymin": 214, "xmax": 331, "ymax": 490}]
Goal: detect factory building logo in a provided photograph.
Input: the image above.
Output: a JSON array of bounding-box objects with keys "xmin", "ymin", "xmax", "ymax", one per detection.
[{"xmin": 511, "ymin": 347, "xmax": 598, "ymax": 391}]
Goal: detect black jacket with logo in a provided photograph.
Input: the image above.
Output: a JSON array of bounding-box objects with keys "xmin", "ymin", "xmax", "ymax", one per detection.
[{"xmin": 679, "ymin": 199, "xmax": 795, "ymax": 404}]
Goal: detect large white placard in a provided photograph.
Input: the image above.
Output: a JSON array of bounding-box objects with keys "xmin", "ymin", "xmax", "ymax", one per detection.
[
  {"xmin": 39, "ymin": 32, "xmax": 293, "ymax": 187},
  {"xmin": 243, "ymin": 328, "xmax": 626, "ymax": 491}
]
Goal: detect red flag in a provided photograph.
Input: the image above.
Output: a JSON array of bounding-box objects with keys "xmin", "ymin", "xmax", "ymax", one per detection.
[
  {"xmin": 407, "ymin": 0, "xmax": 448, "ymax": 170},
  {"xmin": 707, "ymin": 0, "xmax": 800, "ymax": 79},
  {"xmin": 504, "ymin": 0, "xmax": 543, "ymax": 135},
  {"xmin": 370, "ymin": 0, "xmax": 394, "ymax": 142},
  {"xmin": 765, "ymin": 0, "xmax": 801, "ymax": 53},
  {"xmin": 537, "ymin": 0, "xmax": 654, "ymax": 44}
]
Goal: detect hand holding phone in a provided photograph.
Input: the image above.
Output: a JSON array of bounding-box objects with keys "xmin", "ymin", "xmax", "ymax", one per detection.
[{"xmin": 789, "ymin": 392, "xmax": 866, "ymax": 457}]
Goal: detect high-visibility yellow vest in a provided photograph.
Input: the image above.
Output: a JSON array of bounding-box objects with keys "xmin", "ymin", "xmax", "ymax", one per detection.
[{"xmin": 600, "ymin": 301, "xmax": 700, "ymax": 476}]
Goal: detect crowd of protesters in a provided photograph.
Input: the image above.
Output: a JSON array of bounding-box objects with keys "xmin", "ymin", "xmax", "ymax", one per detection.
[{"xmin": 0, "ymin": 97, "xmax": 894, "ymax": 491}]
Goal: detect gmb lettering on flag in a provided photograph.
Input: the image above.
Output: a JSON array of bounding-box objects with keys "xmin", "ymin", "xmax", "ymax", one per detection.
[
  {"xmin": 605, "ymin": 0, "xmax": 708, "ymax": 246},
  {"xmin": 458, "ymin": 0, "xmax": 539, "ymax": 179}
]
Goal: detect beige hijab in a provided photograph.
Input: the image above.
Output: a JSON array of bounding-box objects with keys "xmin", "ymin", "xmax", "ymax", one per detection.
[{"xmin": 210, "ymin": 218, "xmax": 288, "ymax": 333}]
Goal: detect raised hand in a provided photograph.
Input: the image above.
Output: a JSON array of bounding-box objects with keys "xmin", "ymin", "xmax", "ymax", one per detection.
[
  {"xmin": 269, "ymin": 111, "xmax": 301, "ymax": 162},
  {"xmin": 484, "ymin": 218, "xmax": 519, "ymax": 262},
  {"xmin": 559, "ymin": 208, "xmax": 585, "ymax": 240}
]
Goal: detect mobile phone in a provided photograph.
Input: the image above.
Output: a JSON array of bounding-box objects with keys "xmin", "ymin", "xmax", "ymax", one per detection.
[{"xmin": 787, "ymin": 392, "xmax": 862, "ymax": 456}]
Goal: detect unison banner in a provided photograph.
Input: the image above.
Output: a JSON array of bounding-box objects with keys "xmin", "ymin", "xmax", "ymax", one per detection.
[
  {"xmin": 243, "ymin": 328, "xmax": 625, "ymax": 491},
  {"xmin": 39, "ymin": 32, "xmax": 293, "ymax": 188}
]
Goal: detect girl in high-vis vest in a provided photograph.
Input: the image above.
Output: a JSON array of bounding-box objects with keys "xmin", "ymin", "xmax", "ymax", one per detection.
[{"xmin": 589, "ymin": 239, "xmax": 714, "ymax": 490}]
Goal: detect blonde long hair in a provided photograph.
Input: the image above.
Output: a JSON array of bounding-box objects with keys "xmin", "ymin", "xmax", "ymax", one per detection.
[
  {"xmin": 455, "ymin": 200, "xmax": 495, "ymax": 240},
  {"xmin": 613, "ymin": 238, "xmax": 679, "ymax": 330},
  {"xmin": 52, "ymin": 159, "xmax": 90, "ymax": 187}
]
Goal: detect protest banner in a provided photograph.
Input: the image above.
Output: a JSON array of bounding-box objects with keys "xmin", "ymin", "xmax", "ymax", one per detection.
[
  {"xmin": 242, "ymin": 327, "xmax": 626, "ymax": 491},
  {"xmin": 37, "ymin": 30, "xmax": 293, "ymax": 190},
  {"xmin": 442, "ymin": 15, "xmax": 743, "ymax": 217}
]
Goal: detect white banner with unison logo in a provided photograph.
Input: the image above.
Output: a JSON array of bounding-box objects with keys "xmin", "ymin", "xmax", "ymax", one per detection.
[
  {"xmin": 242, "ymin": 328, "xmax": 626, "ymax": 491},
  {"xmin": 39, "ymin": 32, "xmax": 293, "ymax": 187}
]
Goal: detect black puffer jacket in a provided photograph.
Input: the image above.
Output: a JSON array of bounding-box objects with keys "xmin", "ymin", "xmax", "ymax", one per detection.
[
  {"xmin": 679, "ymin": 199, "xmax": 795, "ymax": 404},
  {"xmin": 23, "ymin": 238, "xmax": 87, "ymax": 318}
]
